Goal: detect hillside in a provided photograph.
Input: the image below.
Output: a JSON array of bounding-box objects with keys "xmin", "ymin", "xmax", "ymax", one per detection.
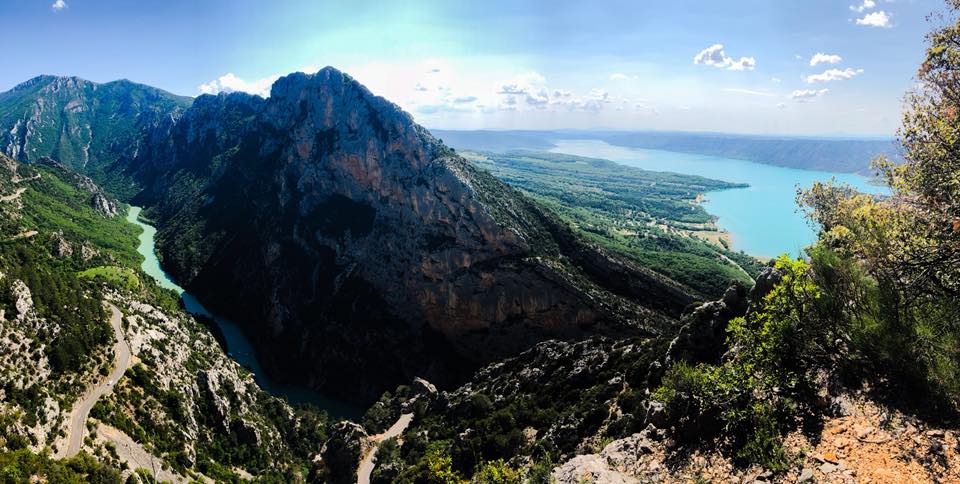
[
  {"xmin": 465, "ymin": 150, "xmax": 763, "ymax": 298},
  {"xmin": 0, "ymin": 153, "xmax": 331, "ymax": 482}
]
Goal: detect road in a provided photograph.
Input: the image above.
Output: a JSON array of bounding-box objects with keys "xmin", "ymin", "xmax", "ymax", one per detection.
[
  {"xmin": 58, "ymin": 303, "xmax": 130, "ymax": 458},
  {"xmin": 357, "ymin": 413, "xmax": 414, "ymax": 484}
]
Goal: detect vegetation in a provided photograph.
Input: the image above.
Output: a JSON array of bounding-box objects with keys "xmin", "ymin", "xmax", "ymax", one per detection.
[
  {"xmin": 649, "ymin": 3, "xmax": 960, "ymax": 470},
  {"xmin": 468, "ymin": 150, "xmax": 762, "ymax": 297},
  {"xmin": 0, "ymin": 449, "xmax": 122, "ymax": 483},
  {"xmin": 77, "ymin": 266, "xmax": 140, "ymax": 290}
]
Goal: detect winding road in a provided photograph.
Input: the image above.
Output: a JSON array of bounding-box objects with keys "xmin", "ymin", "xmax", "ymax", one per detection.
[
  {"xmin": 357, "ymin": 413, "xmax": 414, "ymax": 484},
  {"xmin": 57, "ymin": 303, "xmax": 130, "ymax": 458}
]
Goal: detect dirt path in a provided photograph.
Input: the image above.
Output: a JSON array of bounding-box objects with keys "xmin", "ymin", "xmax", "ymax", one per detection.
[
  {"xmin": 0, "ymin": 187, "xmax": 25, "ymax": 202},
  {"xmin": 357, "ymin": 413, "xmax": 414, "ymax": 484},
  {"xmin": 56, "ymin": 303, "xmax": 130, "ymax": 458}
]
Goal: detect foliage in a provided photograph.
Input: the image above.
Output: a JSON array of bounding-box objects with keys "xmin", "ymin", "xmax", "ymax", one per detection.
[
  {"xmin": 0, "ymin": 449, "xmax": 121, "ymax": 483},
  {"xmin": 796, "ymin": 1, "xmax": 960, "ymax": 410},
  {"xmin": 654, "ymin": 257, "xmax": 820, "ymax": 470}
]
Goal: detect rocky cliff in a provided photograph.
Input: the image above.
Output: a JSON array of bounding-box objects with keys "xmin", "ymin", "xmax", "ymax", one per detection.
[{"xmin": 134, "ymin": 67, "xmax": 696, "ymax": 403}]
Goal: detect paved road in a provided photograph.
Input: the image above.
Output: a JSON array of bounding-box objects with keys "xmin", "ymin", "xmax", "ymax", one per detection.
[
  {"xmin": 357, "ymin": 413, "xmax": 414, "ymax": 484},
  {"xmin": 59, "ymin": 303, "xmax": 130, "ymax": 458}
]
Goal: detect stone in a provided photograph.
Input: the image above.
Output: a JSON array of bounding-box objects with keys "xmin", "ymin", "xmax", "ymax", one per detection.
[
  {"xmin": 797, "ymin": 468, "xmax": 814, "ymax": 482},
  {"xmin": 820, "ymin": 462, "xmax": 838, "ymax": 474}
]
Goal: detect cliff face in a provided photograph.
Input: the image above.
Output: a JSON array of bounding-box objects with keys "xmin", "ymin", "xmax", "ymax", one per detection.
[{"xmin": 136, "ymin": 67, "xmax": 694, "ymax": 403}]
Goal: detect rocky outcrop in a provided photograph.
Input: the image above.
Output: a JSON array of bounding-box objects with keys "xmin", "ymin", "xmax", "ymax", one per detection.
[
  {"xmin": 136, "ymin": 67, "xmax": 690, "ymax": 403},
  {"xmin": 317, "ymin": 421, "xmax": 369, "ymax": 484}
]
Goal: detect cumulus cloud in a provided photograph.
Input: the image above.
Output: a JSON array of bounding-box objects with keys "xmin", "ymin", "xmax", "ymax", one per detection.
[
  {"xmin": 806, "ymin": 67, "xmax": 864, "ymax": 83},
  {"xmin": 791, "ymin": 88, "xmax": 829, "ymax": 101},
  {"xmin": 51, "ymin": 0, "xmax": 67, "ymax": 12},
  {"xmin": 776, "ymin": 102, "xmax": 787, "ymax": 109},
  {"xmin": 849, "ymin": 0, "xmax": 876, "ymax": 13},
  {"xmin": 197, "ymin": 73, "xmax": 281, "ymax": 98},
  {"xmin": 771, "ymin": 77, "xmax": 782, "ymax": 83},
  {"xmin": 693, "ymin": 44, "xmax": 756, "ymax": 71},
  {"xmin": 809, "ymin": 53, "xmax": 843, "ymax": 66},
  {"xmin": 414, "ymin": 83, "xmax": 429, "ymax": 92},
  {"xmin": 856, "ymin": 11, "xmax": 891, "ymax": 27},
  {"xmin": 452, "ymin": 95, "xmax": 478, "ymax": 104}
]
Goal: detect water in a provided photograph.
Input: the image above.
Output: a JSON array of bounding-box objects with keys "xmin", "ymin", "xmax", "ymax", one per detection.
[
  {"xmin": 549, "ymin": 139, "xmax": 889, "ymax": 258},
  {"xmin": 126, "ymin": 206, "xmax": 360, "ymax": 418}
]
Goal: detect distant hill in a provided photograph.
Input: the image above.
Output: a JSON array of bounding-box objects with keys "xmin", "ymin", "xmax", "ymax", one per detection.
[{"xmin": 431, "ymin": 129, "xmax": 901, "ymax": 174}]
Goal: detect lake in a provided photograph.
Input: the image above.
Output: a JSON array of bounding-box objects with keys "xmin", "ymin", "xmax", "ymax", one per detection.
[
  {"xmin": 126, "ymin": 206, "xmax": 360, "ymax": 418},
  {"xmin": 549, "ymin": 139, "xmax": 888, "ymax": 258}
]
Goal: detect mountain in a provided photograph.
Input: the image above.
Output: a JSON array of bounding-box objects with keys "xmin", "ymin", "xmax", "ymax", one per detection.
[
  {"xmin": 132, "ymin": 68, "xmax": 698, "ymax": 404},
  {"xmin": 0, "ymin": 75, "xmax": 192, "ymax": 197},
  {"xmin": 430, "ymin": 129, "xmax": 901, "ymax": 174}
]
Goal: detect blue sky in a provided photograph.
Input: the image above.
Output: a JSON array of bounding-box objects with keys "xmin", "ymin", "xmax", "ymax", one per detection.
[{"xmin": 0, "ymin": 0, "xmax": 942, "ymax": 135}]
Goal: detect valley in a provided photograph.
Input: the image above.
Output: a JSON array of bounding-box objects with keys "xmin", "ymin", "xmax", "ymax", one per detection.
[{"xmin": 0, "ymin": 2, "xmax": 959, "ymax": 478}]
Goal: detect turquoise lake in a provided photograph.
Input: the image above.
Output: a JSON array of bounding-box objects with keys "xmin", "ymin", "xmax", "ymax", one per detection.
[
  {"xmin": 549, "ymin": 139, "xmax": 889, "ymax": 258},
  {"xmin": 126, "ymin": 206, "xmax": 359, "ymax": 418}
]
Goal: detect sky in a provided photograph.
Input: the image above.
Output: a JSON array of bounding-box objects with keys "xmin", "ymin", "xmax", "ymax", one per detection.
[{"xmin": 0, "ymin": 0, "xmax": 944, "ymax": 136}]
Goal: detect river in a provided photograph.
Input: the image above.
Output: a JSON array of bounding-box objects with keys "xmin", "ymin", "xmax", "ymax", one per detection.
[
  {"xmin": 126, "ymin": 206, "xmax": 360, "ymax": 419},
  {"xmin": 549, "ymin": 139, "xmax": 889, "ymax": 258}
]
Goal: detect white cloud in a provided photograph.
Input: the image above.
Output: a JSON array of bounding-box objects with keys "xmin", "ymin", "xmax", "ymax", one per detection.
[
  {"xmin": 806, "ymin": 67, "xmax": 864, "ymax": 83},
  {"xmin": 791, "ymin": 88, "xmax": 829, "ymax": 101},
  {"xmin": 849, "ymin": 0, "xmax": 876, "ymax": 13},
  {"xmin": 51, "ymin": 0, "xmax": 67, "ymax": 12},
  {"xmin": 452, "ymin": 95, "xmax": 478, "ymax": 104},
  {"xmin": 722, "ymin": 88, "xmax": 776, "ymax": 97},
  {"xmin": 197, "ymin": 72, "xmax": 281, "ymax": 98},
  {"xmin": 693, "ymin": 44, "xmax": 756, "ymax": 71},
  {"xmin": 776, "ymin": 102, "xmax": 787, "ymax": 109},
  {"xmin": 856, "ymin": 11, "xmax": 892, "ymax": 28},
  {"xmin": 809, "ymin": 53, "xmax": 843, "ymax": 66},
  {"xmin": 771, "ymin": 77, "xmax": 782, "ymax": 83},
  {"xmin": 609, "ymin": 73, "xmax": 637, "ymax": 81}
]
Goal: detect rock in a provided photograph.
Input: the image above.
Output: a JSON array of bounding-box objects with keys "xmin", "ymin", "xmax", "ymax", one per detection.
[
  {"xmin": 552, "ymin": 454, "xmax": 640, "ymax": 484},
  {"xmin": 750, "ymin": 265, "xmax": 782, "ymax": 301},
  {"xmin": 411, "ymin": 377, "xmax": 437, "ymax": 399},
  {"xmin": 643, "ymin": 400, "xmax": 669, "ymax": 429},
  {"xmin": 51, "ymin": 233, "xmax": 73, "ymax": 257},
  {"xmin": 820, "ymin": 462, "xmax": 838, "ymax": 474},
  {"xmin": 319, "ymin": 421, "xmax": 368, "ymax": 484},
  {"xmin": 926, "ymin": 429, "xmax": 945, "ymax": 438},
  {"xmin": 856, "ymin": 426, "xmax": 875, "ymax": 439},
  {"xmin": 665, "ymin": 281, "xmax": 748, "ymax": 365},
  {"xmin": 822, "ymin": 452, "xmax": 840, "ymax": 464},
  {"xmin": 797, "ymin": 468, "xmax": 814, "ymax": 482}
]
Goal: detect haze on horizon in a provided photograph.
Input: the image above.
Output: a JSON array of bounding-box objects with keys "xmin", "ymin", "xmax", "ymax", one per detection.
[{"xmin": 0, "ymin": 0, "xmax": 940, "ymax": 136}]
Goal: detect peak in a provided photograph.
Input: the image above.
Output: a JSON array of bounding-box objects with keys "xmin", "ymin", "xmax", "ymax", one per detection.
[{"xmin": 266, "ymin": 66, "xmax": 417, "ymax": 131}]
